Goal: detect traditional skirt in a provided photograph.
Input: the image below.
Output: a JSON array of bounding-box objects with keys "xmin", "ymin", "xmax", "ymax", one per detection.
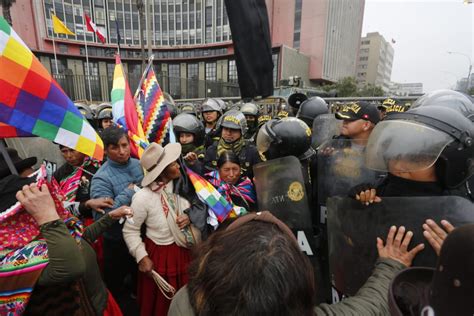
[
  {"xmin": 138, "ymin": 238, "xmax": 191, "ymax": 316},
  {"xmin": 103, "ymin": 290, "xmax": 123, "ymax": 316}
]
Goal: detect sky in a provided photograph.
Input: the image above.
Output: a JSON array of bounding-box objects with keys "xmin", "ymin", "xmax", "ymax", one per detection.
[{"xmin": 362, "ymin": 0, "xmax": 473, "ymax": 92}]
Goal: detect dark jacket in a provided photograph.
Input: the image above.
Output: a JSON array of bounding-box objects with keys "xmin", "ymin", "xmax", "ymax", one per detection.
[
  {"xmin": 25, "ymin": 215, "xmax": 116, "ymax": 316},
  {"xmin": 202, "ymin": 141, "xmax": 261, "ymax": 179},
  {"xmin": 168, "ymin": 258, "xmax": 406, "ymax": 316}
]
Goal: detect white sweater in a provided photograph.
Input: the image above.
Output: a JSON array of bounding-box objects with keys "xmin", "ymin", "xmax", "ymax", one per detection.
[{"xmin": 123, "ymin": 183, "xmax": 191, "ymax": 263}]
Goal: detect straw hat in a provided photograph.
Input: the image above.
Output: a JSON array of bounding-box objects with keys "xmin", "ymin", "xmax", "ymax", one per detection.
[{"xmin": 141, "ymin": 143, "xmax": 182, "ymax": 187}]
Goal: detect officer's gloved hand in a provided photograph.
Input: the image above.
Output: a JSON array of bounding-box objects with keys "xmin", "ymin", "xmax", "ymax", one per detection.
[{"xmin": 348, "ymin": 183, "xmax": 381, "ymax": 206}]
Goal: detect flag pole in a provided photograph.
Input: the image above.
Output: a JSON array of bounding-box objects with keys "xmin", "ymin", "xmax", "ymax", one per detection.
[
  {"xmin": 0, "ymin": 141, "xmax": 18, "ymax": 176},
  {"xmin": 136, "ymin": 54, "xmax": 154, "ymax": 95},
  {"xmin": 50, "ymin": 9, "xmax": 59, "ymax": 75},
  {"xmin": 115, "ymin": 19, "xmax": 121, "ymax": 55},
  {"xmin": 81, "ymin": 2, "xmax": 93, "ymax": 102}
]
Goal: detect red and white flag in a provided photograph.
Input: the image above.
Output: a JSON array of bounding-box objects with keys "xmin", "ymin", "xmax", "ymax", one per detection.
[{"xmin": 84, "ymin": 13, "xmax": 106, "ymax": 43}]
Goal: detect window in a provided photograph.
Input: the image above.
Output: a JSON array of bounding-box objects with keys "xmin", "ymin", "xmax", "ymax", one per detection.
[
  {"xmin": 272, "ymin": 54, "xmax": 279, "ymax": 86},
  {"xmin": 228, "ymin": 60, "xmax": 238, "ymax": 83},
  {"xmin": 361, "ymin": 40, "xmax": 370, "ymax": 45},
  {"xmin": 205, "ymin": 62, "xmax": 216, "ymax": 81},
  {"xmin": 359, "ymin": 56, "xmax": 368, "ymax": 61},
  {"xmin": 169, "ymin": 64, "xmax": 181, "ymax": 98},
  {"xmin": 187, "ymin": 63, "xmax": 199, "ymax": 98},
  {"xmin": 360, "ymin": 48, "xmax": 369, "ymax": 54}
]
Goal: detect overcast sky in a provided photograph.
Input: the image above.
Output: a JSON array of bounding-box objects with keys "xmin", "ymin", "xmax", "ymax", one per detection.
[{"xmin": 362, "ymin": 0, "xmax": 473, "ymax": 92}]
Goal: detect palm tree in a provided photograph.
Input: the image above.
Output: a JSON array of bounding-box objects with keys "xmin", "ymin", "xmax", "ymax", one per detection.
[{"xmin": 1, "ymin": 0, "xmax": 16, "ymax": 26}]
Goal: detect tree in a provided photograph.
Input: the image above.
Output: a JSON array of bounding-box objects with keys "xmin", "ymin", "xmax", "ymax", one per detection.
[
  {"xmin": 322, "ymin": 77, "xmax": 358, "ymax": 97},
  {"xmin": 357, "ymin": 83, "xmax": 385, "ymax": 97},
  {"xmin": 468, "ymin": 87, "xmax": 474, "ymax": 96},
  {"xmin": 1, "ymin": 0, "xmax": 16, "ymax": 26}
]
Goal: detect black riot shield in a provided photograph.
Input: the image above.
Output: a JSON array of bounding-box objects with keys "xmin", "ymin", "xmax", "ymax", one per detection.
[
  {"xmin": 327, "ymin": 196, "xmax": 474, "ymax": 300},
  {"xmin": 312, "ymin": 114, "xmax": 342, "ymax": 149},
  {"xmin": 254, "ymin": 156, "xmax": 312, "ymax": 230},
  {"xmin": 254, "ymin": 156, "xmax": 329, "ymax": 303}
]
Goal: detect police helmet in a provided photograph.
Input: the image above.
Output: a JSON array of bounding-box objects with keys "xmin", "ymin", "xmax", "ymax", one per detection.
[
  {"xmin": 173, "ymin": 113, "xmax": 205, "ymax": 146},
  {"xmin": 96, "ymin": 103, "xmax": 113, "ymax": 120},
  {"xmin": 296, "ymin": 97, "xmax": 329, "ymax": 127},
  {"xmin": 180, "ymin": 103, "xmax": 197, "ymax": 116},
  {"xmin": 164, "ymin": 100, "xmax": 178, "ymax": 119},
  {"xmin": 257, "ymin": 117, "xmax": 313, "ymax": 161},
  {"xmin": 240, "ymin": 102, "xmax": 259, "ymax": 117},
  {"xmin": 411, "ymin": 89, "xmax": 474, "ymax": 121},
  {"xmin": 366, "ymin": 106, "xmax": 474, "ymax": 189},
  {"xmin": 214, "ymin": 98, "xmax": 227, "ymax": 112},
  {"xmin": 218, "ymin": 110, "xmax": 248, "ymax": 135},
  {"xmin": 76, "ymin": 103, "xmax": 94, "ymax": 121},
  {"xmin": 201, "ymin": 98, "xmax": 223, "ymax": 114}
]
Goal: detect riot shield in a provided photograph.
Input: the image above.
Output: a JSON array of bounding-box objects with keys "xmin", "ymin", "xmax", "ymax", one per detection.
[
  {"xmin": 327, "ymin": 196, "xmax": 474, "ymax": 299},
  {"xmin": 254, "ymin": 156, "xmax": 329, "ymax": 303},
  {"xmin": 317, "ymin": 139, "xmax": 382, "ymax": 208},
  {"xmin": 311, "ymin": 114, "xmax": 342, "ymax": 149},
  {"xmin": 254, "ymin": 156, "xmax": 312, "ymax": 230}
]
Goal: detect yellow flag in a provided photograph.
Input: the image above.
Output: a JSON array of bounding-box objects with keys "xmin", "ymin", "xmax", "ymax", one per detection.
[{"xmin": 52, "ymin": 14, "xmax": 75, "ymax": 35}]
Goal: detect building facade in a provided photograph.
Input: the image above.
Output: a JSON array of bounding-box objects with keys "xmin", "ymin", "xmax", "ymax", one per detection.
[
  {"xmin": 356, "ymin": 32, "xmax": 394, "ymax": 92},
  {"xmin": 4, "ymin": 0, "xmax": 364, "ymax": 101},
  {"xmin": 266, "ymin": 0, "xmax": 365, "ymax": 84}
]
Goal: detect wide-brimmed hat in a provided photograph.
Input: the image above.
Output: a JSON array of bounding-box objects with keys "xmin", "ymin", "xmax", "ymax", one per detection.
[
  {"xmin": 388, "ymin": 224, "xmax": 474, "ymax": 316},
  {"xmin": 141, "ymin": 143, "xmax": 182, "ymax": 187},
  {"xmin": 0, "ymin": 148, "xmax": 37, "ymax": 179}
]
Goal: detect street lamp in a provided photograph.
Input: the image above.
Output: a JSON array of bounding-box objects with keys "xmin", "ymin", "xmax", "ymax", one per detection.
[{"xmin": 447, "ymin": 51, "xmax": 473, "ymax": 92}]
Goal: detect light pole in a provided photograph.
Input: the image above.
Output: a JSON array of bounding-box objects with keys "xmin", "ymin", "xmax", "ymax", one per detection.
[{"xmin": 447, "ymin": 51, "xmax": 472, "ymax": 92}]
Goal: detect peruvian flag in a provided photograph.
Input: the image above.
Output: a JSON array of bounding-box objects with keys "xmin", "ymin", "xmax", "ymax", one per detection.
[{"xmin": 84, "ymin": 13, "xmax": 106, "ymax": 43}]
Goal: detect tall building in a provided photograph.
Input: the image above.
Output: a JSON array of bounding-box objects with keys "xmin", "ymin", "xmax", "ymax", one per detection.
[
  {"xmin": 266, "ymin": 0, "xmax": 365, "ymax": 84},
  {"xmin": 356, "ymin": 32, "xmax": 394, "ymax": 92},
  {"xmin": 4, "ymin": 0, "xmax": 364, "ymax": 101}
]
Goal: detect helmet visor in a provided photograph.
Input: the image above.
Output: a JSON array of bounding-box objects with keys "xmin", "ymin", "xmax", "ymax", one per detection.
[
  {"xmin": 256, "ymin": 123, "xmax": 272, "ymax": 156},
  {"xmin": 365, "ymin": 120, "xmax": 452, "ymax": 172}
]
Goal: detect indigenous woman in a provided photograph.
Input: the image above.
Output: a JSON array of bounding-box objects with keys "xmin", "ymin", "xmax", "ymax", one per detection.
[
  {"xmin": 205, "ymin": 150, "xmax": 257, "ymax": 216},
  {"xmin": 123, "ymin": 143, "xmax": 201, "ymax": 316}
]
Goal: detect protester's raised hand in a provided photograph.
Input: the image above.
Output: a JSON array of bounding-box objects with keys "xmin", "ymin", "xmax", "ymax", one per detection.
[
  {"xmin": 377, "ymin": 226, "xmax": 424, "ymax": 267},
  {"xmin": 16, "ymin": 183, "xmax": 60, "ymax": 225},
  {"xmin": 423, "ymin": 219, "xmax": 455, "ymax": 256}
]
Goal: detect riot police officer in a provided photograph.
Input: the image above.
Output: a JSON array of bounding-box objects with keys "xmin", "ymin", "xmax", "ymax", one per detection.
[
  {"xmin": 411, "ymin": 89, "xmax": 474, "ymax": 121},
  {"xmin": 334, "ymin": 101, "xmax": 380, "ymax": 146},
  {"xmin": 354, "ymin": 106, "xmax": 474, "ymax": 202},
  {"xmin": 240, "ymin": 102, "xmax": 260, "ymax": 142},
  {"xmin": 378, "ymin": 98, "xmax": 409, "ymax": 119},
  {"xmin": 201, "ymin": 98, "xmax": 223, "ymax": 148},
  {"xmin": 173, "ymin": 113, "xmax": 205, "ymax": 173},
  {"xmin": 179, "ymin": 103, "xmax": 198, "ymax": 116},
  {"xmin": 76, "ymin": 103, "xmax": 96, "ymax": 129},
  {"xmin": 96, "ymin": 103, "xmax": 114, "ymax": 132},
  {"xmin": 296, "ymin": 97, "xmax": 329, "ymax": 129},
  {"xmin": 203, "ymin": 110, "xmax": 261, "ymax": 179}
]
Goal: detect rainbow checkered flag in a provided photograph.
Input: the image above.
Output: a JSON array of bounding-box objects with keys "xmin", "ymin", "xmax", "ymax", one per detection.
[
  {"xmin": 111, "ymin": 54, "xmax": 148, "ymax": 158},
  {"xmin": 0, "ymin": 17, "xmax": 103, "ymax": 160},
  {"xmin": 185, "ymin": 167, "xmax": 234, "ymax": 229},
  {"xmin": 134, "ymin": 60, "xmax": 173, "ymax": 145}
]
